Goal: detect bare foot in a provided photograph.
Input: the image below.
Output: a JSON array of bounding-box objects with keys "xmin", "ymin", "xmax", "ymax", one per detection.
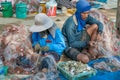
[{"xmin": 77, "ymin": 54, "xmax": 89, "ymax": 63}]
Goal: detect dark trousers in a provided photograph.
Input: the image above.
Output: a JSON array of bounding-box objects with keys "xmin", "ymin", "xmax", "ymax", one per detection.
[{"xmin": 64, "ymin": 47, "xmax": 80, "ymax": 61}]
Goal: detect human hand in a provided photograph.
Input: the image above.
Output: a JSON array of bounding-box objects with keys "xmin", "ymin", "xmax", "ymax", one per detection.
[
  {"xmin": 89, "ymin": 41, "xmax": 96, "ymax": 47},
  {"xmin": 40, "ymin": 46, "xmax": 49, "ymax": 52},
  {"xmin": 34, "ymin": 43, "xmax": 40, "ymax": 52}
]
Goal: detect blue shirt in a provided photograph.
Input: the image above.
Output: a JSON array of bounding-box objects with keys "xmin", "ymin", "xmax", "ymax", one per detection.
[{"xmin": 31, "ymin": 28, "xmax": 66, "ymax": 56}]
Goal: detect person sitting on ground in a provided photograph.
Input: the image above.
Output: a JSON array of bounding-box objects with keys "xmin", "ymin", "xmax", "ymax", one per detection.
[
  {"xmin": 62, "ymin": 0, "xmax": 103, "ymax": 63},
  {"xmin": 29, "ymin": 13, "xmax": 66, "ymax": 71}
]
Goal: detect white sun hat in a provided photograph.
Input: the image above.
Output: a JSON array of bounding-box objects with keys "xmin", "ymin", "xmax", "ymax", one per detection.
[{"xmin": 29, "ymin": 13, "xmax": 54, "ymax": 32}]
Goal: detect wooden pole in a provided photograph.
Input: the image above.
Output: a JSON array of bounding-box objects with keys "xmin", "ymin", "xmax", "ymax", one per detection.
[{"xmin": 116, "ymin": 0, "xmax": 120, "ymax": 34}]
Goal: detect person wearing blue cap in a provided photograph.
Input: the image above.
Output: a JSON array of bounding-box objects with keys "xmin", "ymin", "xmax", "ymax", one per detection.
[{"xmin": 62, "ymin": 0, "xmax": 103, "ymax": 63}]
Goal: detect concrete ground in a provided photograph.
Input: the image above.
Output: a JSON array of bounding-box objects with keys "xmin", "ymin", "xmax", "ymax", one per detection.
[
  {"xmin": 0, "ymin": 8, "xmax": 117, "ymax": 27},
  {"xmin": 0, "ymin": 12, "xmax": 68, "ymax": 27}
]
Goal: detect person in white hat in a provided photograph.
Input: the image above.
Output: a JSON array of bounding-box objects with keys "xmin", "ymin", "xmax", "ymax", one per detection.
[{"xmin": 29, "ymin": 13, "xmax": 66, "ymax": 61}]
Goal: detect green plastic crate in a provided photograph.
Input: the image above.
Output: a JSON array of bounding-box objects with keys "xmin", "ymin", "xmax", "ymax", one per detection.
[{"xmin": 57, "ymin": 62, "xmax": 96, "ymax": 80}]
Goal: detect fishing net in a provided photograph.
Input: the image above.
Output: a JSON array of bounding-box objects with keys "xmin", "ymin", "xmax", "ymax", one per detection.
[
  {"xmin": 89, "ymin": 10, "xmax": 120, "ymax": 71},
  {"xmin": 0, "ymin": 24, "xmax": 37, "ymax": 74}
]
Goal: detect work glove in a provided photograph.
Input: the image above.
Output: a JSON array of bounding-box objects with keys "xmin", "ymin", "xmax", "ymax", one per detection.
[
  {"xmin": 40, "ymin": 46, "xmax": 49, "ymax": 52},
  {"xmin": 34, "ymin": 43, "xmax": 41, "ymax": 52}
]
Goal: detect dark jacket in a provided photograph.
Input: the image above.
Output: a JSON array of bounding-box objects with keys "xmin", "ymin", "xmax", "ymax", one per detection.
[{"xmin": 62, "ymin": 15, "xmax": 103, "ymax": 48}]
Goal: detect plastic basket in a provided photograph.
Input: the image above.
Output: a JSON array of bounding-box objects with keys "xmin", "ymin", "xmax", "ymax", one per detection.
[{"xmin": 57, "ymin": 62, "xmax": 96, "ymax": 80}]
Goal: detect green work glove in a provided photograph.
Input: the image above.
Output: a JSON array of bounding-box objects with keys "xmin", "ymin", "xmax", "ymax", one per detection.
[
  {"xmin": 40, "ymin": 46, "xmax": 49, "ymax": 52},
  {"xmin": 34, "ymin": 43, "xmax": 41, "ymax": 52}
]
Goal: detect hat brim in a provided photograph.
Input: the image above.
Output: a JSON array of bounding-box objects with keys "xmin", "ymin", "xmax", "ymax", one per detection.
[{"xmin": 29, "ymin": 18, "xmax": 53, "ymax": 32}]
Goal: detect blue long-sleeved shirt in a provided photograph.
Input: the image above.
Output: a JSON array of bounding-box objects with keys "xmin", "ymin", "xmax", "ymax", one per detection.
[
  {"xmin": 62, "ymin": 15, "xmax": 103, "ymax": 48},
  {"xmin": 31, "ymin": 28, "xmax": 66, "ymax": 56}
]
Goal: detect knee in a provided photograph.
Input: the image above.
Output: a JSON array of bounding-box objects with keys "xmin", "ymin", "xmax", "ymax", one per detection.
[
  {"xmin": 92, "ymin": 24, "xmax": 98, "ymax": 30},
  {"xmin": 77, "ymin": 54, "xmax": 89, "ymax": 63}
]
